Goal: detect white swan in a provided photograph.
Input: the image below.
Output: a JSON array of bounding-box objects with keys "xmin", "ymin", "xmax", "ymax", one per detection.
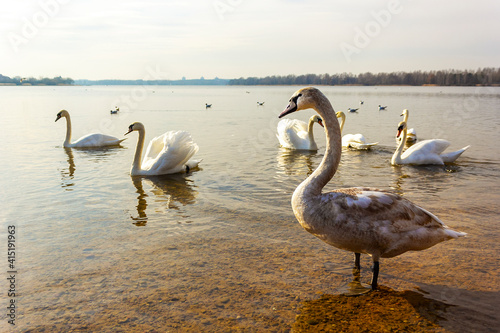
[
  {"xmin": 398, "ymin": 109, "xmax": 417, "ymax": 143},
  {"xmin": 279, "ymin": 87, "xmax": 466, "ymax": 290},
  {"xmin": 276, "ymin": 115, "xmax": 324, "ymax": 151},
  {"xmin": 391, "ymin": 121, "xmax": 470, "ymax": 165},
  {"xmin": 55, "ymin": 110, "xmax": 125, "ymax": 148},
  {"xmin": 336, "ymin": 111, "xmax": 378, "ymax": 150},
  {"xmin": 125, "ymin": 122, "xmax": 201, "ymax": 176}
]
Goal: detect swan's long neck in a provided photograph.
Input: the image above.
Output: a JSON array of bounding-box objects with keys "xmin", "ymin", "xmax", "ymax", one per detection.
[
  {"xmin": 63, "ymin": 114, "xmax": 72, "ymax": 147},
  {"xmin": 338, "ymin": 113, "xmax": 345, "ymax": 134},
  {"xmin": 402, "ymin": 113, "xmax": 408, "ymax": 123},
  {"xmin": 132, "ymin": 128, "xmax": 145, "ymax": 174},
  {"xmin": 307, "ymin": 117, "xmax": 317, "ymax": 147},
  {"xmin": 295, "ymin": 95, "xmax": 341, "ymax": 199},
  {"xmin": 392, "ymin": 127, "xmax": 407, "ymax": 164}
]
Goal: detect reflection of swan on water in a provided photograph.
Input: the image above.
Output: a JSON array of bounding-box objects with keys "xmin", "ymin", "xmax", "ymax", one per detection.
[
  {"xmin": 390, "ymin": 162, "xmax": 459, "ymax": 198},
  {"xmin": 276, "ymin": 115, "xmax": 324, "ymax": 151},
  {"xmin": 392, "ymin": 121, "xmax": 470, "ymax": 165},
  {"xmin": 131, "ymin": 177, "xmax": 148, "ymax": 226},
  {"xmin": 60, "ymin": 147, "xmax": 76, "ymax": 190},
  {"xmin": 55, "ymin": 110, "xmax": 125, "ymax": 148},
  {"xmin": 279, "ymin": 87, "xmax": 466, "ymax": 292},
  {"xmin": 125, "ymin": 122, "xmax": 201, "ymax": 176},
  {"xmin": 130, "ymin": 174, "xmax": 199, "ymax": 226},
  {"xmin": 336, "ymin": 111, "xmax": 378, "ymax": 150},
  {"xmin": 276, "ymin": 149, "xmax": 317, "ymax": 176}
]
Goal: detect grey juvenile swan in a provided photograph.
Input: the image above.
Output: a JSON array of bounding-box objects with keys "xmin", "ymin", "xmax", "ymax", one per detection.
[{"xmin": 279, "ymin": 87, "xmax": 466, "ymax": 290}]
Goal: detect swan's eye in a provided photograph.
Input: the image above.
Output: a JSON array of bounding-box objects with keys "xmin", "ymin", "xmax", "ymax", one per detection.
[{"xmin": 292, "ymin": 93, "xmax": 302, "ymax": 104}]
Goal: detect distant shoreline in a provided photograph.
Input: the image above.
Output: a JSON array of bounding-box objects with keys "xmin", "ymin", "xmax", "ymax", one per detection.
[
  {"xmin": 2, "ymin": 68, "xmax": 500, "ymax": 87},
  {"xmin": 2, "ymin": 83, "xmax": 499, "ymax": 87}
]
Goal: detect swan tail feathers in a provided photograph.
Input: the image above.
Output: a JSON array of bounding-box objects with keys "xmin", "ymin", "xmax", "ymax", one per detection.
[
  {"xmin": 440, "ymin": 145, "xmax": 470, "ymax": 163},
  {"xmin": 444, "ymin": 229, "xmax": 467, "ymax": 239}
]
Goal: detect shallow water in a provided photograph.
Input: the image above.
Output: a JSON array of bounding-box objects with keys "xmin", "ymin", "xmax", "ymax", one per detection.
[{"xmin": 1, "ymin": 85, "xmax": 499, "ymax": 331}]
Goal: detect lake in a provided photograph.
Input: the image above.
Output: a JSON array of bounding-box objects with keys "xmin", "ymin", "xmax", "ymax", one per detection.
[{"xmin": 1, "ymin": 85, "xmax": 499, "ymax": 331}]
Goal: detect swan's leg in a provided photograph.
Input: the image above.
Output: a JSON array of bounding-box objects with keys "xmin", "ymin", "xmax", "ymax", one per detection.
[
  {"xmin": 371, "ymin": 261, "xmax": 379, "ymax": 290},
  {"xmin": 341, "ymin": 253, "xmax": 371, "ymax": 296},
  {"xmin": 354, "ymin": 253, "xmax": 361, "ymax": 272}
]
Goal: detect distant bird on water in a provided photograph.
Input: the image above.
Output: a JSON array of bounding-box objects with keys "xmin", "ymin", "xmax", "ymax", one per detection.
[
  {"xmin": 378, "ymin": 105, "xmax": 387, "ymax": 110},
  {"xmin": 348, "ymin": 108, "xmax": 359, "ymax": 113},
  {"xmin": 257, "ymin": 102, "xmax": 265, "ymax": 106},
  {"xmin": 205, "ymin": 103, "xmax": 212, "ymax": 108}
]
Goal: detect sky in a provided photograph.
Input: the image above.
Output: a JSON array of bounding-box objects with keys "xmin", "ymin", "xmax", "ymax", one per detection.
[{"xmin": 1, "ymin": 0, "xmax": 499, "ymax": 80}]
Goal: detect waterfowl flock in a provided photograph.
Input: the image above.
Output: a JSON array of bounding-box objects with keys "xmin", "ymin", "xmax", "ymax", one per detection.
[{"xmin": 55, "ymin": 87, "xmax": 468, "ymax": 292}]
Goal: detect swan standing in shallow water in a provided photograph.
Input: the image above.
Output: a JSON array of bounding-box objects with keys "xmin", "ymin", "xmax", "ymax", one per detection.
[
  {"xmin": 55, "ymin": 110, "xmax": 125, "ymax": 148},
  {"xmin": 398, "ymin": 109, "xmax": 417, "ymax": 143},
  {"xmin": 391, "ymin": 121, "xmax": 470, "ymax": 165},
  {"xmin": 336, "ymin": 111, "xmax": 378, "ymax": 150},
  {"xmin": 279, "ymin": 87, "xmax": 466, "ymax": 290},
  {"xmin": 276, "ymin": 115, "xmax": 324, "ymax": 151},
  {"xmin": 125, "ymin": 122, "xmax": 201, "ymax": 176}
]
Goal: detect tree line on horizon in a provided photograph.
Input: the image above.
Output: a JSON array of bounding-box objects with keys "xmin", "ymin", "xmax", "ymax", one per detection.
[
  {"xmin": 228, "ymin": 68, "xmax": 500, "ymax": 86},
  {"xmin": 0, "ymin": 74, "xmax": 74, "ymax": 86},
  {"xmin": 2, "ymin": 68, "xmax": 500, "ymax": 86}
]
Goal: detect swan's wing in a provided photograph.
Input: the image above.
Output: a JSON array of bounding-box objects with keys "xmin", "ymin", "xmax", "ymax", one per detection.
[
  {"xmin": 143, "ymin": 131, "xmax": 199, "ymax": 174},
  {"xmin": 342, "ymin": 134, "xmax": 377, "ymax": 149},
  {"xmin": 277, "ymin": 119, "xmax": 312, "ymax": 150},
  {"xmin": 400, "ymin": 139, "xmax": 450, "ymax": 164},
  {"xmin": 404, "ymin": 139, "xmax": 450, "ymax": 155},
  {"xmin": 341, "ymin": 134, "xmax": 354, "ymax": 147},
  {"xmin": 72, "ymin": 133, "xmax": 125, "ymax": 147},
  {"xmin": 277, "ymin": 119, "xmax": 308, "ymax": 134},
  {"xmin": 144, "ymin": 133, "xmax": 167, "ymax": 161},
  {"xmin": 323, "ymin": 187, "xmax": 445, "ymax": 231},
  {"xmin": 320, "ymin": 187, "xmax": 465, "ymax": 257},
  {"xmin": 440, "ymin": 145, "xmax": 470, "ymax": 163}
]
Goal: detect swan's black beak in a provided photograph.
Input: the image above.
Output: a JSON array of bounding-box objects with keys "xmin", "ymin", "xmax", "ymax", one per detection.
[
  {"xmin": 279, "ymin": 93, "xmax": 302, "ymax": 118},
  {"xmin": 279, "ymin": 101, "xmax": 298, "ymax": 118},
  {"xmin": 396, "ymin": 125, "xmax": 404, "ymax": 138},
  {"xmin": 55, "ymin": 115, "xmax": 61, "ymax": 122},
  {"xmin": 125, "ymin": 124, "xmax": 134, "ymax": 135}
]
